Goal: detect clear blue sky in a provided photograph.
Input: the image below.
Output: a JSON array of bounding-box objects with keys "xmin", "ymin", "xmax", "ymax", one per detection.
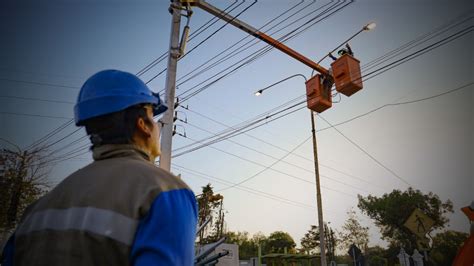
[{"xmin": 1, "ymin": 0, "xmax": 472, "ymax": 249}]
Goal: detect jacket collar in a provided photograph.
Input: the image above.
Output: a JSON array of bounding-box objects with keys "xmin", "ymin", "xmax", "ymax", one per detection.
[{"xmin": 92, "ymin": 144, "xmax": 151, "ymax": 162}]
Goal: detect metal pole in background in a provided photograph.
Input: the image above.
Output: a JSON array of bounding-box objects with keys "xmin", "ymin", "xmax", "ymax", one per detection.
[
  {"xmin": 310, "ymin": 110, "xmax": 327, "ymax": 266},
  {"xmin": 159, "ymin": 1, "xmax": 182, "ymax": 171}
]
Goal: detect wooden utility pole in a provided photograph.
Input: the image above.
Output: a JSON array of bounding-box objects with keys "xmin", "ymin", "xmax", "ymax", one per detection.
[{"xmin": 310, "ymin": 111, "xmax": 327, "ymax": 266}]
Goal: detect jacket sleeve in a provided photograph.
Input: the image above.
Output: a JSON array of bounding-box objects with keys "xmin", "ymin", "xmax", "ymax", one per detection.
[
  {"xmin": 1, "ymin": 233, "xmax": 14, "ymax": 266},
  {"xmin": 130, "ymin": 188, "xmax": 198, "ymax": 266}
]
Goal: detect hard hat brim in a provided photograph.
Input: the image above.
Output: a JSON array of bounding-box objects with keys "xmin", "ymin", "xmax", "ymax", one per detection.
[{"xmin": 74, "ymin": 93, "xmax": 167, "ymax": 126}]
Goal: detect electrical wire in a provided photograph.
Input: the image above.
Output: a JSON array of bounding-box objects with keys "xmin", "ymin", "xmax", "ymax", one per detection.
[
  {"xmin": 23, "ymin": 23, "xmax": 469, "ymax": 162},
  {"xmin": 361, "ymin": 26, "xmax": 473, "ymax": 82},
  {"xmin": 172, "ymin": 99, "xmax": 307, "ymax": 156},
  {"xmin": 183, "ymin": 105, "xmax": 390, "ymax": 190},
  {"xmin": 175, "ymin": 1, "xmax": 345, "ymax": 98},
  {"xmin": 317, "ymin": 114, "xmax": 412, "ymax": 187},
  {"xmin": 0, "ymin": 95, "xmax": 74, "ymax": 105},
  {"xmin": 25, "ymin": 120, "xmax": 74, "ymax": 150},
  {"xmin": 40, "ymin": 127, "xmax": 83, "ymax": 151},
  {"xmin": 172, "ymin": 163, "xmax": 318, "ymax": 211},
  {"xmin": 136, "ymin": 0, "xmax": 242, "ymax": 77},
  {"xmin": 180, "ymin": 118, "xmax": 387, "ymax": 192},
  {"xmin": 0, "ymin": 78, "xmax": 79, "ymax": 90},
  {"xmin": 316, "ymin": 82, "xmax": 473, "ymax": 133},
  {"xmin": 0, "ymin": 112, "xmax": 72, "ymax": 120},
  {"xmin": 173, "ymin": 93, "xmax": 306, "ymax": 152},
  {"xmin": 145, "ymin": 1, "xmax": 257, "ymax": 85},
  {"xmin": 176, "ymin": 0, "xmax": 352, "ymax": 102},
  {"xmin": 175, "ymin": 0, "xmax": 316, "ymax": 86},
  {"xmin": 362, "ymin": 12, "xmax": 473, "ymax": 71}
]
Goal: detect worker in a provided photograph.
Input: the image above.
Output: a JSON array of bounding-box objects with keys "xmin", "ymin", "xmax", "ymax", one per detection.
[
  {"xmin": 1, "ymin": 69, "xmax": 198, "ymax": 265},
  {"xmin": 452, "ymin": 201, "xmax": 474, "ymax": 265}
]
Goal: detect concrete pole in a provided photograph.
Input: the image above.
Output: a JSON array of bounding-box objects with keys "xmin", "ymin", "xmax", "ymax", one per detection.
[
  {"xmin": 310, "ymin": 110, "xmax": 327, "ymax": 266},
  {"xmin": 159, "ymin": 1, "xmax": 182, "ymax": 171}
]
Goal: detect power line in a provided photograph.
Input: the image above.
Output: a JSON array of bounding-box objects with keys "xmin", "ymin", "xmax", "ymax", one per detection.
[
  {"xmin": 41, "ymin": 127, "xmax": 83, "ymax": 150},
  {"xmin": 173, "ymin": 78, "xmax": 472, "ymax": 186},
  {"xmin": 176, "ymin": 0, "xmax": 352, "ymax": 102},
  {"xmin": 47, "ymin": 135, "xmax": 89, "ymax": 156},
  {"xmin": 175, "ymin": 0, "xmax": 345, "ymax": 98},
  {"xmin": 362, "ymin": 26, "xmax": 473, "ymax": 82},
  {"xmin": 175, "ymin": 0, "xmax": 317, "ymax": 86},
  {"xmin": 175, "ymin": 5, "xmax": 470, "ymax": 141},
  {"xmin": 0, "ymin": 95, "xmax": 74, "ymax": 105},
  {"xmin": 173, "ymin": 163, "xmax": 352, "ymax": 216},
  {"xmin": 362, "ymin": 12, "xmax": 473, "ymax": 71},
  {"xmin": 145, "ymin": 1, "xmax": 257, "ymax": 85},
  {"xmin": 172, "ymin": 163, "xmax": 318, "ymax": 211},
  {"xmin": 180, "ymin": 114, "xmax": 388, "ymax": 191},
  {"xmin": 136, "ymin": 0, "xmax": 242, "ymax": 77},
  {"xmin": 174, "ymin": 124, "xmax": 360, "ymax": 198},
  {"xmin": 316, "ymin": 82, "xmax": 473, "ymax": 132},
  {"xmin": 0, "ymin": 112, "xmax": 72, "ymax": 120},
  {"xmin": 8, "ymin": 3, "xmax": 247, "ymax": 150},
  {"xmin": 183, "ymin": 106, "xmax": 390, "ymax": 191},
  {"xmin": 25, "ymin": 120, "xmax": 74, "ymax": 150},
  {"xmin": 317, "ymin": 114, "xmax": 413, "ymax": 187},
  {"xmin": 16, "ymin": 3, "xmax": 245, "ymax": 150},
  {"xmin": 181, "ymin": 119, "xmax": 378, "ymax": 193},
  {"xmin": 0, "ymin": 78, "xmax": 79, "ymax": 90},
  {"xmin": 173, "ymin": 98, "xmax": 307, "ymax": 156},
  {"xmin": 173, "ymin": 93, "xmax": 306, "ymax": 152},
  {"xmin": 15, "ymin": 1, "xmax": 468, "ymax": 172}
]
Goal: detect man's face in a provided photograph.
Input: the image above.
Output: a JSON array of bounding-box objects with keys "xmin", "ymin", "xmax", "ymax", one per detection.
[{"xmin": 144, "ymin": 106, "xmax": 161, "ymax": 160}]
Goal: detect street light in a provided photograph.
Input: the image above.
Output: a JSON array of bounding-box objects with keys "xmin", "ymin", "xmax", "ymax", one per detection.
[
  {"xmin": 253, "ymin": 21, "xmax": 375, "ymax": 266},
  {"xmin": 253, "ymin": 74, "xmax": 307, "ymax": 96},
  {"xmin": 253, "ymin": 73, "xmax": 331, "ymax": 265},
  {"xmin": 363, "ymin": 22, "xmax": 377, "ymax": 31}
]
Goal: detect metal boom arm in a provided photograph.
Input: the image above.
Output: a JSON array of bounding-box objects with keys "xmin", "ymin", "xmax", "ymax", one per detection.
[{"xmin": 180, "ymin": 0, "xmax": 330, "ymax": 76}]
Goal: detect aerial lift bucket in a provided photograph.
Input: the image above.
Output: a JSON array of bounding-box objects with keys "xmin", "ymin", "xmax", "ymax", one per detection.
[
  {"xmin": 305, "ymin": 74, "xmax": 332, "ymax": 113},
  {"xmin": 331, "ymin": 54, "xmax": 363, "ymax": 96}
]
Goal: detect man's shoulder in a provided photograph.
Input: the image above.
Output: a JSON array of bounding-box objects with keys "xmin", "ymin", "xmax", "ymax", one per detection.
[{"xmin": 76, "ymin": 157, "xmax": 191, "ymax": 193}]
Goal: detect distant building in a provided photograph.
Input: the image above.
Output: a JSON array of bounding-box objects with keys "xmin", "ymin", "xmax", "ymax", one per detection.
[{"xmin": 197, "ymin": 243, "xmax": 239, "ymax": 266}]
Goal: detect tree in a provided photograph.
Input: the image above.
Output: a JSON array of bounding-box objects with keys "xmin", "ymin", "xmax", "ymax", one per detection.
[
  {"xmin": 358, "ymin": 188, "xmax": 453, "ymax": 250},
  {"xmin": 365, "ymin": 246, "xmax": 388, "ymax": 266},
  {"xmin": 225, "ymin": 231, "xmax": 266, "ymax": 260},
  {"xmin": 429, "ymin": 230, "xmax": 469, "ymax": 265},
  {"xmin": 338, "ymin": 208, "xmax": 369, "ymax": 252},
  {"xmin": 300, "ymin": 225, "xmax": 319, "ymax": 254},
  {"xmin": 265, "ymin": 231, "xmax": 296, "ymax": 254},
  {"xmin": 196, "ymin": 183, "xmax": 224, "ymax": 244},
  {"xmin": 0, "ymin": 146, "xmax": 51, "ymax": 247},
  {"xmin": 300, "ymin": 223, "xmax": 337, "ymax": 261}
]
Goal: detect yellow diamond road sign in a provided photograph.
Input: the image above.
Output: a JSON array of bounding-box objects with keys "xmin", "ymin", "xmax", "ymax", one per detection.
[{"xmin": 403, "ymin": 208, "xmax": 435, "ymax": 238}]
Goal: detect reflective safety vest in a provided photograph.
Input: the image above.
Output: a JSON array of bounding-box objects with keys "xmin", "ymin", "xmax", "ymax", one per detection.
[{"xmin": 13, "ymin": 144, "xmax": 197, "ymax": 265}]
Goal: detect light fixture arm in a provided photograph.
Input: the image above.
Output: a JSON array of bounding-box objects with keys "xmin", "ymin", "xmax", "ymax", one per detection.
[{"xmin": 254, "ymin": 74, "xmax": 307, "ymax": 96}]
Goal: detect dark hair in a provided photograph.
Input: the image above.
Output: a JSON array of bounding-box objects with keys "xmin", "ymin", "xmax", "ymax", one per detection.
[{"xmin": 83, "ymin": 104, "xmax": 154, "ymax": 149}]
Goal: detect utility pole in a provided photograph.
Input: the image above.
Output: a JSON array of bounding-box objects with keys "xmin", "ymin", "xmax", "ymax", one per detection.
[
  {"xmin": 159, "ymin": 0, "xmax": 182, "ymax": 171},
  {"xmin": 310, "ymin": 110, "xmax": 327, "ymax": 266}
]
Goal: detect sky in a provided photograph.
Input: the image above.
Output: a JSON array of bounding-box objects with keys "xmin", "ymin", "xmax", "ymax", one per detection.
[{"xmin": 1, "ymin": 0, "xmax": 473, "ymax": 250}]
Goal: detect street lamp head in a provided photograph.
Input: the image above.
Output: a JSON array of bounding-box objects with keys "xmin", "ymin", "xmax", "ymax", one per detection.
[
  {"xmin": 254, "ymin": 89, "xmax": 263, "ymax": 96},
  {"xmin": 363, "ymin": 22, "xmax": 376, "ymax": 31}
]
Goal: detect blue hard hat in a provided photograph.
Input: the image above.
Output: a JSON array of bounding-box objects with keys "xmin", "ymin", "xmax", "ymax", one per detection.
[{"xmin": 74, "ymin": 69, "xmax": 168, "ymax": 126}]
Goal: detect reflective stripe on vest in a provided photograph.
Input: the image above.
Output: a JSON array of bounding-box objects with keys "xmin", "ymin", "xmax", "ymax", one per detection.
[{"xmin": 16, "ymin": 207, "xmax": 138, "ymax": 246}]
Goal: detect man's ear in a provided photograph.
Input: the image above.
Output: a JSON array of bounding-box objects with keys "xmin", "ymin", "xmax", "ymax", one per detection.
[{"xmin": 136, "ymin": 116, "xmax": 152, "ymax": 138}]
